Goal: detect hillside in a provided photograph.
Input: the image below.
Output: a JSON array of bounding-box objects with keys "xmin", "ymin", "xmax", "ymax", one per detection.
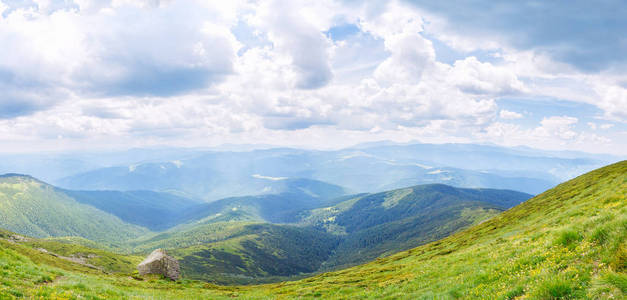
[
  {"xmin": 0, "ymin": 174, "xmax": 150, "ymax": 246},
  {"xmin": 301, "ymin": 184, "xmax": 530, "ymax": 268},
  {"xmin": 255, "ymin": 160, "xmax": 627, "ymax": 298},
  {"xmin": 171, "ymin": 223, "xmax": 339, "ymax": 284},
  {"xmin": 178, "ymin": 179, "xmax": 347, "ymax": 224},
  {"xmin": 122, "ymin": 184, "xmax": 529, "ymax": 284},
  {"xmin": 0, "ymin": 161, "xmax": 623, "ymax": 299},
  {"xmin": 64, "ymin": 190, "xmax": 200, "ymax": 231},
  {"xmin": 1, "ymin": 230, "xmax": 143, "ymax": 274},
  {"xmin": 125, "ymin": 221, "xmax": 338, "ymax": 284}
]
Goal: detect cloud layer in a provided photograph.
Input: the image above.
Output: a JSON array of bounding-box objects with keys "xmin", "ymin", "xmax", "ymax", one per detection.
[{"xmin": 0, "ymin": 0, "xmax": 625, "ymax": 154}]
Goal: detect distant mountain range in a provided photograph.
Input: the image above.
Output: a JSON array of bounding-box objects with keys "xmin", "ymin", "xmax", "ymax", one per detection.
[{"xmin": 5, "ymin": 142, "xmax": 608, "ymax": 199}]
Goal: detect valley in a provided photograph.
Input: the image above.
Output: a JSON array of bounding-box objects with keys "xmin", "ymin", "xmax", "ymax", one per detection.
[
  {"xmin": 0, "ymin": 160, "xmax": 624, "ymax": 298},
  {"xmin": 0, "ymin": 167, "xmax": 530, "ymax": 284}
]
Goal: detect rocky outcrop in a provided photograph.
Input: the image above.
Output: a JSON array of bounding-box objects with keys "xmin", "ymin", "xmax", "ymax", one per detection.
[
  {"xmin": 137, "ymin": 249, "xmax": 180, "ymax": 280},
  {"xmin": 6, "ymin": 234, "xmax": 30, "ymax": 243},
  {"xmin": 34, "ymin": 248, "xmax": 105, "ymax": 272}
]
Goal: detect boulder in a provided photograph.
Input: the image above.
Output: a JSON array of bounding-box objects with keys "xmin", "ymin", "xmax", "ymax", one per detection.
[{"xmin": 137, "ymin": 249, "xmax": 180, "ymax": 280}]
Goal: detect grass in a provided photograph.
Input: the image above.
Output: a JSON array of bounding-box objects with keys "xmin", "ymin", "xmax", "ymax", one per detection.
[
  {"xmin": 554, "ymin": 229, "xmax": 583, "ymax": 249},
  {"xmin": 534, "ymin": 278, "xmax": 575, "ymax": 299},
  {"xmin": 600, "ymin": 272, "xmax": 627, "ymax": 293},
  {"xmin": 501, "ymin": 285, "xmax": 525, "ymax": 299},
  {"xmin": 0, "ymin": 160, "xmax": 625, "ymax": 299},
  {"xmin": 23, "ymin": 239, "xmax": 143, "ymax": 273}
]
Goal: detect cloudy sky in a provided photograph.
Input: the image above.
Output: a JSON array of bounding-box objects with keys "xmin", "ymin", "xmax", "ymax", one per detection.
[{"xmin": 1, "ymin": 0, "xmax": 626, "ymax": 154}]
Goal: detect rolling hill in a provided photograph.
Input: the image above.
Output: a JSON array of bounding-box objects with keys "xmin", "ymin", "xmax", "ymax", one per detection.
[
  {"xmin": 0, "ymin": 174, "xmax": 150, "ymax": 246},
  {"xmin": 0, "ymin": 173, "xmax": 346, "ymax": 250},
  {"xmin": 126, "ymin": 221, "xmax": 339, "ymax": 284},
  {"xmin": 248, "ymin": 160, "xmax": 626, "ymax": 299},
  {"xmin": 120, "ymin": 184, "xmax": 529, "ymax": 283},
  {"xmin": 177, "ymin": 178, "xmax": 347, "ymax": 224},
  {"xmin": 63, "ymin": 190, "xmax": 201, "ymax": 231},
  {"xmin": 0, "ymin": 170, "xmax": 532, "ymax": 285},
  {"xmin": 301, "ymin": 184, "xmax": 531, "ymax": 268},
  {"xmin": 170, "ymin": 223, "xmax": 339, "ymax": 284},
  {"xmin": 0, "ymin": 161, "xmax": 623, "ymax": 299}
]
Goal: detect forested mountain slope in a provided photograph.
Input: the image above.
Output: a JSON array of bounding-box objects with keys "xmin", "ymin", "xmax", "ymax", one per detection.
[
  {"xmin": 178, "ymin": 178, "xmax": 347, "ymax": 224},
  {"xmin": 0, "ymin": 174, "xmax": 149, "ymax": 245},
  {"xmin": 64, "ymin": 190, "xmax": 200, "ymax": 231},
  {"xmin": 125, "ymin": 185, "xmax": 530, "ymax": 283},
  {"xmin": 302, "ymin": 184, "xmax": 530, "ymax": 268}
]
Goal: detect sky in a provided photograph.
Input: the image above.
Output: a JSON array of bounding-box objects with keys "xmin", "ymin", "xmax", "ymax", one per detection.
[{"xmin": 0, "ymin": 0, "xmax": 626, "ymax": 155}]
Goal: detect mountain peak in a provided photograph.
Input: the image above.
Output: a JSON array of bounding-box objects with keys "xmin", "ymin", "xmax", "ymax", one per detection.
[
  {"xmin": 0, "ymin": 173, "xmax": 36, "ymax": 179},
  {"xmin": 0, "ymin": 173, "xmax": 46, "ymax": 184}
]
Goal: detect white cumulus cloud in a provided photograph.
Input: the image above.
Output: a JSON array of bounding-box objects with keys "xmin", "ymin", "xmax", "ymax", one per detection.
[
  {"xmin": 0, "ymin": 0, "xmax": 624, "ymax": 155},
  {"xmin": 499, "ymin": 110, "xmax": 523, "ymax": 120}
]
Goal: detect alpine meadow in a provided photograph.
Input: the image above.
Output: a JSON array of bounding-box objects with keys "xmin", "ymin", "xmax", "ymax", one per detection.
[{"xmin": 0, "ymin": 0, "xmax": 625, "ymax": 299}]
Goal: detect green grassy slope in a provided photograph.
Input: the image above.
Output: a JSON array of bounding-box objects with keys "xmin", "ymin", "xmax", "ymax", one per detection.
[
  {"xmin": 254, "ymin": 160, "xmax": 626, "ymax": 299},
  {"xmin": 129, "ymin": 221, "xmax": 261, "ymax": 252},
  {"xmin": 0, "ymin": 238, "xmax": 233, "ymax": 299},
  {"xmin": 0, "ymin": 228, "xmax": 226, "ymax": 299},
  {"xmin": 0, "ymin": 228, "xmax": 141, "ymax": 275},
  {"xmin": 1, "ymin": 161, "xmax": 624, "ymax": 299},
  {"xmin": 0, "ymin": 175, "xmax": 150, "ymax": 246},
  {"xmin": 21, "ymin": 239, "xmax": 143, "ymax": 274}
]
